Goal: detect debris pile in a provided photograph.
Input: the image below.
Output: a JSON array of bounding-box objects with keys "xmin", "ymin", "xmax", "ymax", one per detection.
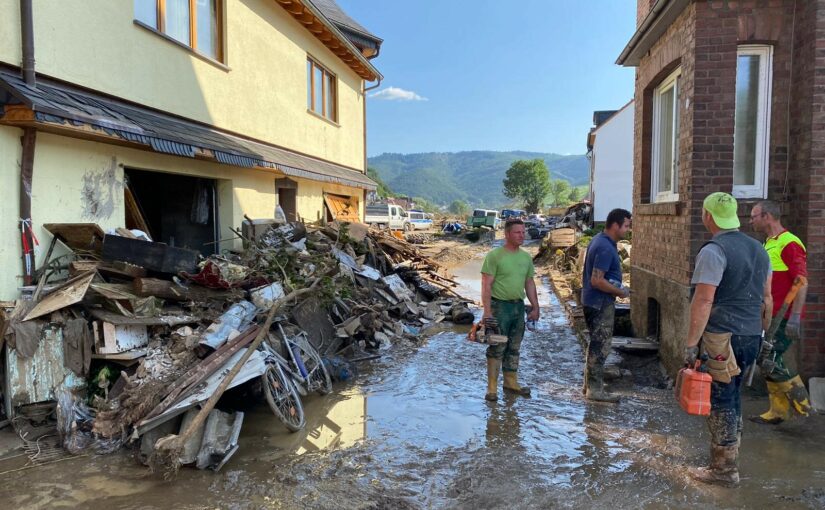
[{"xmin": 1, "ymin": 219, "xmax": 471, "ymax": 474}]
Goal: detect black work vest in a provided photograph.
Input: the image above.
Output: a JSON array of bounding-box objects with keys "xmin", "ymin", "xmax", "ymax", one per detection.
[{"xmin": 701, "ymin": 231, "xmax": 769, "ymax": 336}]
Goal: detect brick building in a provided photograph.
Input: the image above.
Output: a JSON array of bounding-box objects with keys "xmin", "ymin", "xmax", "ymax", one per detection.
[{"xmin": 617, "ymin": 0, "xmax": 825, "ymax": 378}]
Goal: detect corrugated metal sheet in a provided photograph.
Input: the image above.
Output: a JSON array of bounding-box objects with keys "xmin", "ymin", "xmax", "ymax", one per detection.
[{"xmin": 0, "ymin": 70, "xmax": 377, "ymax": 191}]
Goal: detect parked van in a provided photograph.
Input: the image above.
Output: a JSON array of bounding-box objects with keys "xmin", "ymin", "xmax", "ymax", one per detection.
[
  {"xmin": 365, "ymin": 203, "xmax": 411, "ymax": 231},
  {"xmin": 407, "ymin": 210, "xmax": 433, "ymax": 230},
  {"xmin": 467, "ymin": 209, "xmax": 502, "ymax": 229}
]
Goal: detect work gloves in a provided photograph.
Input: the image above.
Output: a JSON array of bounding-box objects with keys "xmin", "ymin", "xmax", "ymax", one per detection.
[
  {"xmin": 684, "ymin": 345, "xmax": 699, "ymax": 367},
  {"xmin": 785, "ymin": 313, "xmax": 802, "ymax": 342}
]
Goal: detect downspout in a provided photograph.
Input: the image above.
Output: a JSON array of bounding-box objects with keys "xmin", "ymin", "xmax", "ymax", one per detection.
[
  {"xmin": 19, "ymin": 0, "xmax": 37, "ymax": 286},
  {"xmin": 362, "ymin": 77, "xmax": 381, "ymax": 214}
]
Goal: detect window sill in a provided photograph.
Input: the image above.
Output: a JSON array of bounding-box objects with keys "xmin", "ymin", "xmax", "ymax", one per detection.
[
  {"xmin": 636, "ymin": 202, "xmax": 681, "ymax": 216},
  {"xmin": 134, "ymin": 20, "xmax": 230, "ymax": 72},
  {"xmin": 306, "ymin": 109, "xmax": 340, "ymax": 127}
]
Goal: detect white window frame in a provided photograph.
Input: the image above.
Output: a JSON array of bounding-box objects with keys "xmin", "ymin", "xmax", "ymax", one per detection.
[
  {"xmin": 732, "ymin": 45, "xmax": 773, "ymax": 199},
  {"xmin": 651, "ymin": 67, "xmax": 681, "ymax": 203}
]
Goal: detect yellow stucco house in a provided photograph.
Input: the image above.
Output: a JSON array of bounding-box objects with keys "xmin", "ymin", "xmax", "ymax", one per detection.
[{"xmin": 0, "ymin": 0, "xmax": 382, "ymax": 298}]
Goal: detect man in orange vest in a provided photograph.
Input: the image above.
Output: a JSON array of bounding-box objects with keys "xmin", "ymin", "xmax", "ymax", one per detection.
[{"xmin": 748, "ymin": 200, "xmax": 812, "ymax": 424}]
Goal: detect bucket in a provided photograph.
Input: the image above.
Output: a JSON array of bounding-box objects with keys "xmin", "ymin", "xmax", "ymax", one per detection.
[{"xmin": 675, "ymin": 362, "xmax": 712, "ymax": 416}]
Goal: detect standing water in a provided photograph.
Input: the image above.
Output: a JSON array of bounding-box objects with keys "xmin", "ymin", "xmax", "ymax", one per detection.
[{"xmin": 1, "ymin": 256, "xmax": 824, "ymax": 509}]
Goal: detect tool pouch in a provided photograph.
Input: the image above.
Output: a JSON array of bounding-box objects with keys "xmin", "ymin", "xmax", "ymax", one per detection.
[{"xmin": 701, "ymin": 331, "xmax": 740, "ymax": 384}]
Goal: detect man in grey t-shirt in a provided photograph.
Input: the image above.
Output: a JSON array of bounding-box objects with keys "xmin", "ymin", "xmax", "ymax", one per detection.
[{"xmin": 684, "ymin": 192, "xmax": 772, "ymax": 488}]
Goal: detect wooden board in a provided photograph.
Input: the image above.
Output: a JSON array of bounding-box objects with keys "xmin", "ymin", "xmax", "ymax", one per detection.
[
  {"xmin": 23, "ymin": 271, "xmax": 96, "ymax": 321},
  {"xmin": 323, "ymin": 193, "xmax": 360, "ymax": 223},
  {"xmin": 88, "ymin": 308, "xmax": 199, "ymax": 326},
  {"xmin": 93, "ymin": 321, "xmax": 149, "ymax": 354},
  {"xmin": 611, "ymin": 336, "xmax": 659, "ymax": 354},
  {"xmin": 42, "ymin": 223, "xmax": 105, "ymax": 254},
  {"xmin": 549, "ymin": 228, "xmax": 577, "ymax": 248}
]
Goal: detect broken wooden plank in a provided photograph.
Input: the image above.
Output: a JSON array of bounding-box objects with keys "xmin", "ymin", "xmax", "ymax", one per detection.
[
  {"xmin": 90, "ymin": 283, "xmax": 138, "ymax": 300},
  {"xmin": 42, "ymin": 223, "xmax": 105, "ymax": 254},
  {"xmin": 91, "ymin": 348, "xmax": 148, "ymax": 361},
  {"xmin": 88, "ymin": 308, "xmax": 199, "ymax": 326},
  {"xmin": 93, "ymin": 321, "xmax": 149, "ymax": 354},
  {"xmin": 23, "ymin": 271, "xmax": 96, "ymax": 321},
  {"xmin": 132, "ymin": 277, "xmax": 240, "ymax": 302}
]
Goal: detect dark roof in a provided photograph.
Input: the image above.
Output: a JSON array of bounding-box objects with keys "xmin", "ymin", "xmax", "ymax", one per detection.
[
  {"xmin": 593, "ymin": 110, "xmax": 619, "ymax": 127},
  {"xmin": 0, "ymin": 69, "xmax": 376, "ymax": 190},
  {"xmin": 310, "ymin": 0, "xmax": 382, "ymax": 47}
]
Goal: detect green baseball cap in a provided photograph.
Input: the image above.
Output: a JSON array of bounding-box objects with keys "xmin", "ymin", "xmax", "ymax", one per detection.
[{"xmin": 703, "ymin": 192, "xmax": 740, "ymax": 229}]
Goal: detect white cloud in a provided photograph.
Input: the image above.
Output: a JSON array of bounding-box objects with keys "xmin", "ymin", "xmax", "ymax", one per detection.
[{"xmin": 369, "ymin": 86, "xmax": 428, "ymax": 101}]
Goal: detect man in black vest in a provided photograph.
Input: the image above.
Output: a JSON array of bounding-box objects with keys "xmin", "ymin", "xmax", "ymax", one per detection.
[{"xmin": 684, "ymin": 192, "xmax": 772, "ymax": 487}]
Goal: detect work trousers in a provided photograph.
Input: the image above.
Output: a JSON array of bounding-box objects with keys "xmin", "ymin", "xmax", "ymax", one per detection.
[
  {"xmin": 708, "ymin": 334, "xmax": 760, "ymax": 447},
  {"xmin": 766, "ymin": 319, "xmax": 797, "ymax": 383},
  {"xmin": 487, "ymin": 299, "xmax": 525, "ymax": 372},
  {"xmin": 583, "ymin": 302, "xmax": 615, "ymax": 377}
]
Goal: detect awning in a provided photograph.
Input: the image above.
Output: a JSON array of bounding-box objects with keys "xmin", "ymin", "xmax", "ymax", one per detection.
[
  {"xmin": 323, "ymin": 193, "xmax": 360, "ymax": 223},
  {"xmin": 0, "ymin": 69, "xmax": 377, "ymax": 191}
]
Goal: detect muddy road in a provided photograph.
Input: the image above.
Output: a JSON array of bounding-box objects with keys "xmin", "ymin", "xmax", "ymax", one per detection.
[{"xmin": 2, "ymin": 252, "xmax": 824, "ymax": 509}]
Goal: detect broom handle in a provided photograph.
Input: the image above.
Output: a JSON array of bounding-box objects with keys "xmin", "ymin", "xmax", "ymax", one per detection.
[{"xmin": 174, "ymin": 279, "xmax": 321, "ymax": 444}]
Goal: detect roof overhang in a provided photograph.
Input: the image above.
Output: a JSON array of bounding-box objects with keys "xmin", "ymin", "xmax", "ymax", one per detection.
[
  {"xmin": 0, "ymin": 69, "xmax": 377, "ymax": 191},
  {"xmin": 275, "ymin": 0, "xmax": 382, "ymax": 81},
  {"xmin": 616, "ymin": 0, "xmax": 690, "ymax": 67}
]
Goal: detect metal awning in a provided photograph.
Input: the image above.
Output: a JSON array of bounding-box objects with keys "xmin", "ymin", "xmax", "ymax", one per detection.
[{"xmin": 0, "ymin": 69, "xmax": 377, "ymax": 191}]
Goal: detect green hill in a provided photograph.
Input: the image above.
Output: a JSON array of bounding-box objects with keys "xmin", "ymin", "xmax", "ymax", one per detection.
[{"xmin": 367, "ymin": 151, "xmax": 589, "ymax": 208}]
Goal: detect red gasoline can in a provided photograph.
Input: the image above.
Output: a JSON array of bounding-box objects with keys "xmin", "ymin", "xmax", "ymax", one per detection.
[{"xmin": 674, "ymin": 362, "xmax": 713, "ymax": 416}]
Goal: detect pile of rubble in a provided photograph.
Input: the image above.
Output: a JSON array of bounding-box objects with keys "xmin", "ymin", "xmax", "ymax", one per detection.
[{"xmin": 1, "ymin": 219, "xmax": 472, "ymax": 474}]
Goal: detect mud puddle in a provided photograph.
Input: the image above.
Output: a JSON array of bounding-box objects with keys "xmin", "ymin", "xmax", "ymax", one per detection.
[{"xmin": 2, "ymin": 255, "xmax": 824, "ymax": 509}]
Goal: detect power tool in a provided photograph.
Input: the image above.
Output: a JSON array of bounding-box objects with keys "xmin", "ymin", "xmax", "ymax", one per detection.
[{"xmin": 468, "ymin": 317, "xmax": 508, "ymax": 345}]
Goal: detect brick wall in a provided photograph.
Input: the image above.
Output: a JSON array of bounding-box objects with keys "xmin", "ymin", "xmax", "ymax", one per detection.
[{"xmin": 630, "ymin": 0, "xmax": 825, "ymax": 378}]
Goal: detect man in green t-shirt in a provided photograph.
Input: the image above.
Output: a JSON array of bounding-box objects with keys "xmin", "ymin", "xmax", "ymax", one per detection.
[{"xmin": 481, "ymin": 218, "xmax": 540, "ymax": 401}]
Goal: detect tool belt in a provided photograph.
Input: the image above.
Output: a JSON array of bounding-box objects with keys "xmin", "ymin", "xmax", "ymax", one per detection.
[{"xmin": 701, "ymin": 331, "xmax": 741, "ymax": 384}]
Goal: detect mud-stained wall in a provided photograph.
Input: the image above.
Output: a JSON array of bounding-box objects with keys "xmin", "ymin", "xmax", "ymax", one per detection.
[{"xmin": 0, "ymin": 130, "xmax": 367, "ymax": 300}]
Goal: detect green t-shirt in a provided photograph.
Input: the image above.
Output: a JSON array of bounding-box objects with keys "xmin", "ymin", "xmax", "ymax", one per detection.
[{"xmin": 481, "ymin": 247, "xmax": 535, "ymax": 301}]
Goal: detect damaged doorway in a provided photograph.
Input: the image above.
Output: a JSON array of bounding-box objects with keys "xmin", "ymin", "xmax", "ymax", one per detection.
[
  {"xmin": 124, "ymin": 169, "xmax": 218, "ymax": 256},
  {"xmin": 276, "ymin": 177, "xmax": 298, "ymax": 222}
]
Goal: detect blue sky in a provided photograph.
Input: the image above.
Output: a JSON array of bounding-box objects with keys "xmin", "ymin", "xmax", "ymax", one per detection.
[{"xmin": 336, "ymin": 0, "xmax": 637, "ymax": 157}]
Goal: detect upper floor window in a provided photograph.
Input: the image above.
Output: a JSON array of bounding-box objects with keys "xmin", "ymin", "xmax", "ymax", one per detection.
[
  {"xmin": 307, "ymin": 57, "xmax": 337, "ymax": 123},
  {"xmin": 733, "ymin": 45, "xmax": 772, "ymax": 199},
  {"xmin": 651, "ymin": 67, "xmax": 681, "ymax": 203},
  {"xmin": 134, "ymin": 0, "xmax": 223, "ymax": 62}
]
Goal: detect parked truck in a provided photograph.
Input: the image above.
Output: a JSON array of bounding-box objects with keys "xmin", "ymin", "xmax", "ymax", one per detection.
[
  {"xmin": 467, "ymin": 209, "xmax": 501, "ymax": 229},
  {"xmin": 365, "ymin": 203, "xmax": 412, "ymax": 231}
]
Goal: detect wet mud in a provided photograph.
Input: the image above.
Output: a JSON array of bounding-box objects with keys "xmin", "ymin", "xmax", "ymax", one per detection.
[{"xmin": 2, "ymin": 256, "xmax": 824, "ymax": 509}]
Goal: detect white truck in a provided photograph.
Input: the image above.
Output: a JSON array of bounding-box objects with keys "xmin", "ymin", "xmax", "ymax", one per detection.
[{"xmin": 365, "ymin": 203, "xmax": 411, "ymax": 231}]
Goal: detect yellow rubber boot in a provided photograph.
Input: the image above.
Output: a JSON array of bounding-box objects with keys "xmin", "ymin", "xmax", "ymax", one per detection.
[
  {"xmin": 750, "ymin": 380, "xmax": 791, "ymax": 425},
  {"xmin": 485, "ymin": 358, "xmax": 501, "ymax": 402},
  {"xmin": 788, "ymin": 375, "xmax": 812, "ymax": 417},
  {"xmin": 503, "ymin": 371, "xmax": 531, "ymax": 397}
]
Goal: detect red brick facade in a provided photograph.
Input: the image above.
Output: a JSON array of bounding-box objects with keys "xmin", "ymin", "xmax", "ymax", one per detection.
[{"xmin": 627, "ymin": 0, "xmax": 825, "ymax": 378}]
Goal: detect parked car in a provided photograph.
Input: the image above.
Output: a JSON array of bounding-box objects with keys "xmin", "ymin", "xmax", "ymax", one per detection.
[
  {"xmin": 407, "ymin": 210, "xmax": 433, "ymax": 230},
  {"xmin": 501, "ymin": 209, "xmax": 526, "ymax": 220},
  {"xmin": 365, "ymin": 203, "xmax": 411, "ymax": 231},
  {"xmin": 468, "ymin": 209, "xmax": 502, "ymax": 229}
]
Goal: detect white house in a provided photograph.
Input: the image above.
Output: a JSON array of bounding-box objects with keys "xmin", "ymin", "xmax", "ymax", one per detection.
[{"xmin": 586, "ymin": 101, "xmax": 634, "ymax": 222}]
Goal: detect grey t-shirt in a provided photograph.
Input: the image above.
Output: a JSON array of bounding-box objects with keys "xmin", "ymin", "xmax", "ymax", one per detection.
[{"xmin": 691, "ymin": 230, "xmax": 771, "ymax": 287}]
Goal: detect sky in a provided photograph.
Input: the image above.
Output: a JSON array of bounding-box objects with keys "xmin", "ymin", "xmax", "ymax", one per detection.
[{"xmin": 335, "ymin": 0, "xmax": 638, "ymax": 157}]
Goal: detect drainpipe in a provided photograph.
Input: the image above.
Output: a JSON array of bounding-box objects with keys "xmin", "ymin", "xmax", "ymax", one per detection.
[
  {"xmin": 19, "ymin": 0, "xmax": 37, "ymax": 286},
  {"xmin": 20, "ymin": 0, "xmax": 35, "ymax": 87}
]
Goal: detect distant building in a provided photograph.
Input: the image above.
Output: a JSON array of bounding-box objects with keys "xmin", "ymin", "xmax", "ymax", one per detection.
[{"xmin": 586, "ymin": 101, "xmax": 634, "ymax": 222}]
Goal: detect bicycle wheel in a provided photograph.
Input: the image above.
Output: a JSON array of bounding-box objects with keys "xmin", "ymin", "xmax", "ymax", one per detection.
[
  {"xmin": 262, "ymin": 364, "xmax": 305, "ymax": 432},
  {"xmin": 292, "ymin": 335, "xmax": 333, "ymax": 395}
]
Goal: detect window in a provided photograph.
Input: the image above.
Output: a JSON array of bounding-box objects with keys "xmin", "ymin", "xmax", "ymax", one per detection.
[
  {"xmin": 134, "ymin": 0, "xmax": 222, "ymax": 61},
  {"xmin": 733, "ymin": 45, "xmax": 772, "ymax": 199},
  {"xmin": 651, "ymin": 67, "xmax": 681, "ymax": 203},
  {"xmin": 307, "ymin": 57, "xmax": 337, "ymax": 122}
]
